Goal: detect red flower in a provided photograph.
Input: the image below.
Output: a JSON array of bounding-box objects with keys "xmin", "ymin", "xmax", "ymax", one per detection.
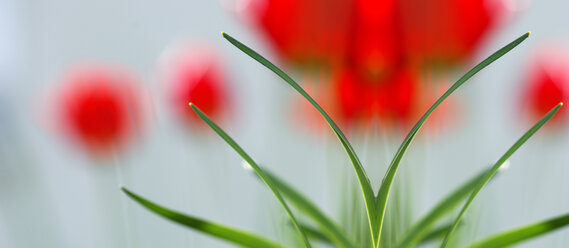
[
  {"xmin": 246, "ymin": 0, "xmax": 506, "ymax": 128},
  {"xmin": 57, "ymin": 65, "xmax": 143, "ymax": 157},
  {"xmin": 249, "ymin": 0, "xmax": 505, "ymax": 68},
  {"xmin": 333, "ymin": 66, "xmax": 417, "ymax": 127},
  {"xmin": 248, "ymin": 0, "xmax": 352, "ymax": 66},
  {"xmin": 397, "ymin": 0, "xmax": 506, "ymax": 66},
  {"xmin": 348, "ymin": 0, "xmax": 401, "ymax": 80},
  {"xmin": 160, "ymin": 43, "xmax": 228, "ymax": 126},
  {"xmin": 524, "ymin": 44, "xmax": 569, "ymax": 123}
]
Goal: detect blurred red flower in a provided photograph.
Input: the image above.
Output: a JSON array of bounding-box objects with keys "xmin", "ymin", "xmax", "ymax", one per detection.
[
  {"xmin": 248, "ymin": 0, "xmax": 352, "ymax": 66},
  {"xmin": 159, "ymin": 43, "xmax": 228, "ymax": 127},
  {"xmin": 247, "ymin": 0, "xmax": 507, "ymax": 128},
  {"xmin": 249, "ymin": 0, "xmax": 506, "ymax": 69},
  {"xmin": 524, "ymin": 44, "xmax": 569, "ymax": 123},
  {"xmin": 348, "ymin": 0, "xmax": 401, "ymax": 80},
  {"xmin": 334, "ymin": 66, "xmax": 417, "ymax": 127},
  {"xmin": 57, "ymin": 65, "xmax": 143, "ymax": 157},
  {"xmin": 397, "ymin": 0, "xmax": 505, "ymax": 66}
]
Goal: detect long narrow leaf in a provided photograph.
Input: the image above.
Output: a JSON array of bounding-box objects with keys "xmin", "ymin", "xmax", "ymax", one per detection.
[
  {"xmin": 376, "ymin": 32, "xmax": 530, "ymax": 247},
  {"xmin": 120, "ymin": 186, "xmax": 284, "ymax": 248},
  {"xmin": 189, "ymin": 103, "xmax": 311, "ymax": 248},
  {"xmin": 222, "ymin": 32, "xmax": 378, "ymax": 246},
  {"xmin": 397, "ymin": 167, "xmax": 491, "ymax": 248},
  {"xmin": 264, "ymin": 171, "xmax": 355, "ymax": 248},
  {"xmin": 468, "ymin": 212, "xmax": 569, "ymax": 248},
  {"xmin": 441, "ymin": 102, "xmax": 563, "ymax": 247},
  {"xmin": 297, "ymin": 223, "xmax": 332, "ymax": 244},
  {"xmin": 420, "ymin": 224, "xmax": 455, "ymax": 244}
]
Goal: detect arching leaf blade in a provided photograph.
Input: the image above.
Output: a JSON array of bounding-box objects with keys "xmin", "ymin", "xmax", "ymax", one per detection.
[
  {"xmin": 397, "ymin": 167, "xmax": 492, "ymax": 248},
  {"xmin": 189, "ymin": 103, "xmax": 311, "ymax": 248},
  {"xmin": 222, "ymin": 32, "xmax": 377, "ymax": 246},
  {"xmin": 441, "ymin": 102, "xmax": 563, "ymax": 248},
  {"xmin": 468, "ymin": 212, "xmax": 569, "ymax": 248},
  {"xmin": 120, "ymin": 186, "xmax": 284, "ymax": 248},
  {"xmin": 419, "ymin": 223, "xmax": 454, "ymax": 244},
  {"xmin": 375, "ymin": 32, "xmax": 530, "ymax": 248},
  {"xmin": 264, "ymin": 170, "xmax": 355, "ymax": 248},
  {"xmin": 297, "ymin": 223, "xmax": 332, "ymax": 244}
]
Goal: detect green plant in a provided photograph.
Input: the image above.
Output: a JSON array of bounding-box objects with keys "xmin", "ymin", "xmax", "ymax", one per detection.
[{"xmin": 120, "ymin": 32, "xmax": 569, "ymax": 247}]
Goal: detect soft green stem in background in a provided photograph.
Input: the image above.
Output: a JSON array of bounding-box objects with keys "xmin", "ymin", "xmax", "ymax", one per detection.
[
  {"xmin": 396, "ymin": 167, "xmax": 493, "ymax": 248},
  {"xmin": 263, "ymin": 170, "xmax": 356, "ymax": 248}
]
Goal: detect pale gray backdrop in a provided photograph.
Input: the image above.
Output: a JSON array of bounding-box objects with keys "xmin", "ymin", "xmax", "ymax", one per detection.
[{"xmin": 0, "ymin": 0, "xmax": 568, "ymax": 247}]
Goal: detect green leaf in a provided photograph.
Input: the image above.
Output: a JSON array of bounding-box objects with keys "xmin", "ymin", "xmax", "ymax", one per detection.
[
  {"xmin": 420, "ymin": 223, "xmax": 455, "ymax": 244},
  {"xmin": 120, "ymin": 186, "xmax": 284, "ymax": 248},
  {"xmin": 441, "ymin": 102, "xmax": 563, "ymax": 248},
  {"xmin": 297, "ymin": 223, "xmax": 332, "ymax": 244},
  {"xmin": 189, "ymin": 103, "xmax": 311, "ymax": 248},
  {"xmin": 297, "ymin": 222, "xmax": 364, "ymax": 246},
  {"xmin": 263, "ymin": 170, "xmax": 355, "ymax": 248},
  {"xmin": 222, "ymin": 32, "xmax": 377, "ymax": 246},
  {"xmin": 468, "ymin": 212, "xmax": 569, "ymax": 248},
  {"xmin": 375, "ymin": 32, "xmax": 530, "ymax": 248},
  {"xmin": 397, "ymin": 167, "xmax": 491, "ymax": 248}
]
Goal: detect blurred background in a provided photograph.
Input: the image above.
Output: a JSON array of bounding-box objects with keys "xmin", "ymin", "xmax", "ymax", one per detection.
[{"xmin": 1, "ymin": 0, "xmax": 568, "ymax": 247}]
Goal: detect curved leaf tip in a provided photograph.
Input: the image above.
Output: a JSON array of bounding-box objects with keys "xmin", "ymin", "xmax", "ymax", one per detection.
[{"xmin": 441, "ymin": 102, "xmax": 563, "ymax": 248}]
